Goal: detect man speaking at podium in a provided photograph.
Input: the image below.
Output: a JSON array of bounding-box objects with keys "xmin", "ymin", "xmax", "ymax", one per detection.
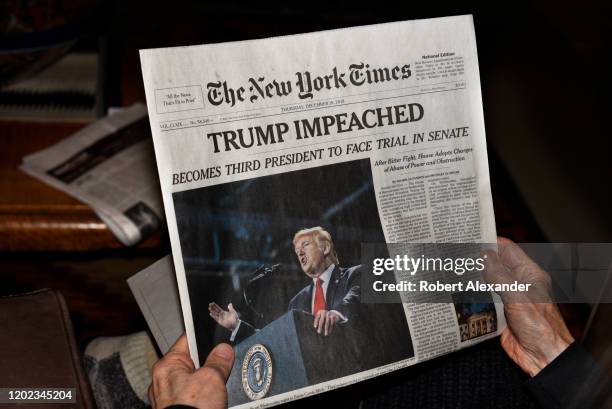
[{"xmin": 208, "ymin": 226, "xmax": 362, "ymax": 344}]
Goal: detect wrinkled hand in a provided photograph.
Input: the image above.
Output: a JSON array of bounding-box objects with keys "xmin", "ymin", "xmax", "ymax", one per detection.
[
  {"xmin": 149, "ymin": 334, "xmax": 234, "ymax": 409},
  {"xmin": 483, "ymin": 237, "xmax": 574, "ymax": 377},
  {"xmin": 314, "ymin": 310, "xmax": 341, "ymax": 336},
  {"xmin": 209, "ymin": 302, "xmax": 239, "ymax": 331}
]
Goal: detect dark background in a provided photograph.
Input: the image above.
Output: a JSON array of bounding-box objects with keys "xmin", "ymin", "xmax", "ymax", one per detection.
[
  {"xmin": 103, "ymin": 3, "xmax": 612, "ymax": 405},
  {"xmin": 1, "ymin": 2, "xmax": 610, "ymax": 408},
  {"xmin": 90, "ymin": 0, "xmax": 612, "ymax": 242},
  {"xmin": 173, "ymin": 158, "xmax": 389, "ymax": 363},
  {"xmin": 4, "ymin": 0, "xmax": 609, "ymax": 244}
]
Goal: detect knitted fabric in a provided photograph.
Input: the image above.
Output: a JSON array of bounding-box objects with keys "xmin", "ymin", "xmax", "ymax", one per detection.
[{"xmin": 360, "ymin": 338, "xmax": 538, "ymax": 409}]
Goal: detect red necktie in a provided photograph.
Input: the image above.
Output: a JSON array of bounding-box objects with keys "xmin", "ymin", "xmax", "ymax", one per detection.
[{"xmin": 313, "ymin": 278, "xmax": 326, "ymax": 316}]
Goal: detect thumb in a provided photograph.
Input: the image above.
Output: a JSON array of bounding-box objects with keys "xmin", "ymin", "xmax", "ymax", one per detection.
[
  {"xmin": 202, "ymin": 343, "xmax": 235, "ymax": 381},
  {"xmin": 228, "ymin": 303, "xmax": 236, "ymax": 313}
]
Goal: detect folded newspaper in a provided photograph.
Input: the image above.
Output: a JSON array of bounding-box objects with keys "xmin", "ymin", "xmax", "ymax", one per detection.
[
  {"xmin": 20, "ymin": 104, "xmax": 164, "ymax": 246},
  {"xmin": 128, "ymin": 255, "xmax": 184, "ymax": 355},
  {"xmin": 139, "ymin": 15, "xmax": 504, "ymax": 408}
]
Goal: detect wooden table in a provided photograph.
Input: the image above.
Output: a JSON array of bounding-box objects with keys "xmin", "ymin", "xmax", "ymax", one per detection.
[
  {"xmin": 0, "ymin": 120, "xmax": 163, "ymax": 251},
  {"xmin": 0, "ymin": 43, "xmax": 161, "ymax": 252},
  {"xmin": 0, "ymin": 118, "xmax": 167, "ymax": 345}
]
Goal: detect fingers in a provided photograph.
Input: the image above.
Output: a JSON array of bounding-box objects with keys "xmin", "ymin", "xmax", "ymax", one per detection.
[
  {"xmin": 318, "ymin": 313, "xmax": 326, "ymax": 335},
  {"xmin": 169, "ymin": 334, "xmax": 190, "ymax": 356},
  {"xmin": 209, "ymin": 302, "xmax": 231, "ymax": 325},
  {"xmin": 496, "ymin": 237, "xmax": 533, "ymax": 271},
  {"xmin": 201, "ymin": 343, "xmax": 235, "ymax": 382},
  {"xmin": 208, "ymin": 302, "xmax": 221, "ymax": 315},
  {"xmin": 315, "ymin": 310, "xmax": 327, "ymax": 334},
  {"xmin": 482, "ymin": 244, "xmax": 513, "ymax": 300},
  {"xmin": 148, "ymin": 383, "xmax": 156, "ymax": 409},
  {"xmin": 483, "ymin": 237, "xmax": 537, "ymax": 302},
  {"xmin": 320, "ymin": 313, "xmax": 328, "ymax": 335},
  {"xmin": 312, "ymin": 311, "xmax": 339, "ymax": 336},
  {"xmin": 313, "ymin": 310, "xmax": 321, "ymax": 330},
  {"xmin": 149, "ymin": 334, "xmax": 195, "ymax": 408},
  {"xmin": 324, "ymin": 314, "xmax": 332, "ymax": 336},
  {"xmin": 482, "ymin": 250, "xmax": 508, "ymax": 281},
  {"xmin": 161, "ymin": 335, "xmax": 195, "ymax": 374},
  {"xmin": 327, "ymin": 314, "xmax": 340, "ymax": 336},
  {"xmin": 150, "ymin": 341, "xmax": 233, "ymax": 409},
  {"xmin": 496, "ymin": 236, "xmax": 515, "ymax": 248},
  {"xmin": 485, "ymin": 237, "xmax": 552, "ymax": 302}
]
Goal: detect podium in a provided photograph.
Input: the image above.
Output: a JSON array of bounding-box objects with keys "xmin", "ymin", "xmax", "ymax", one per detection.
[{"xmin": 226, "ymin": 310, "xmax": 366, "ymax": 405}]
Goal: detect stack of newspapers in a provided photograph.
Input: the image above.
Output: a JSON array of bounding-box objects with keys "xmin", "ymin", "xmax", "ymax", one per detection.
[
  {"xmin": 130, "ymin": 14, "xmax": 501, "ymax": 408},
  {"xmin": 21, "ymin": 104, "xmax": 164, "ymax": 246}
]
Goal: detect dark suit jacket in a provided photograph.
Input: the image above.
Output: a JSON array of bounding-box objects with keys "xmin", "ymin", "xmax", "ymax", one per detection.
[
  {"xmin": 287, "ymin": 264, "xmax": 361, "ymax": 321},
  {"xmin": 233, "ymin": 264, "xmax": 362, "ymax": 343},
  {"xmin": 525, "ymin": 342, "xmax": 612, "ymax": 409}
]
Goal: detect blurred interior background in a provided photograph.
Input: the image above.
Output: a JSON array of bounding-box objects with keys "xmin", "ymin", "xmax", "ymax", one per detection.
[{"xmin": 0, "ymin": 0, "xmax": 610, "ymax": 396}]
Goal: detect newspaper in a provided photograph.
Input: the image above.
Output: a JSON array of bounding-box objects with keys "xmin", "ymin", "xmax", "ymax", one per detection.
[
  {"xmin": 140, "ymin": 15, "xmax": 505, "ymax": 408},
  {"xmin": 127, "ymin": 255, "xmax": 184, "ymax": 354},
  {"xmin": 20, "ymin": 104, "xmax": 164, "ymax": 246}
]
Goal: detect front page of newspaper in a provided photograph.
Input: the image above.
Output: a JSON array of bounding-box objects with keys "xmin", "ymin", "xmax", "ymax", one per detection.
[{"xmin": 140, "ymin": 15, "xmax": 504, "ymax": 408}]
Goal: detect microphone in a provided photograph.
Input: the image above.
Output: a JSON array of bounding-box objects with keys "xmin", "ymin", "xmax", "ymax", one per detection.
[
  {"xmin": 243, "ymin": 264, "xmax": 282, "ymax": 324},
  {"xmin": 248, "ymin": 263, "xmax": 281, "ymax": 284}
]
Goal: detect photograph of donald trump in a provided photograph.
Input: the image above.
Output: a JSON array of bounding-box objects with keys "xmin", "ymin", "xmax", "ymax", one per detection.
[
  {"xmin": 209, "ymin": 226, "xmax": 362, "ymax": 343},
  {"xmin": 173, "ymin": 157, "xmax": 413, "ymax": 372}
]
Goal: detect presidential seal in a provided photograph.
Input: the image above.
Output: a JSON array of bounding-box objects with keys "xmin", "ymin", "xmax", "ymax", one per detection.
[{"xmin": 241, "ymin": 344, "xmax": 273, "ymax": 400}]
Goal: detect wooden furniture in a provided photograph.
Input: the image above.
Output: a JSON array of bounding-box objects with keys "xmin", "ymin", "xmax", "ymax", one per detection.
[
  {"xmin": 0, "ymin": 112, "xmax": 168, "ymax": 345},
  {"xmin": 0, "ymin": 120, "xmax": 163, "ymax": 251}
]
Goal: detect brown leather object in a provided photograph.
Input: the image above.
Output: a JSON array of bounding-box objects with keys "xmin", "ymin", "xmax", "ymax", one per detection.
[{"xmin": 0, "ymin": 289, "xmax": 95, "ymax": 408}]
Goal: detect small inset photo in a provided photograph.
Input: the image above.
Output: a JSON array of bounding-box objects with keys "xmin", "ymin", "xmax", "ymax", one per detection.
[{"xmin": 452, "ymin": 291, "xmax": 497, "ymax": 342}]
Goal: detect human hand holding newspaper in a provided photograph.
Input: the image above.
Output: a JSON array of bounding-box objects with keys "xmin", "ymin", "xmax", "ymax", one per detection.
[
  {"xmin": 483, "ymin": 237, "xmax": 574, "ymax": 377},
  {"xmin": 149, "ymin": 335, "xmax": 234, "ymax": 409}
]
